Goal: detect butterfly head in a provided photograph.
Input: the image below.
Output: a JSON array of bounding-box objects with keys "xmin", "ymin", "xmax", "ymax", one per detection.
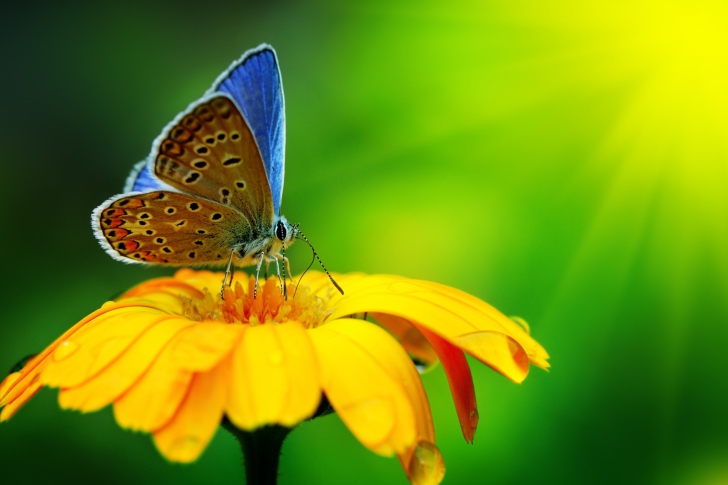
[{"xmin": 275, "ymin": 216, "xmax": 298, "ymax": 249}]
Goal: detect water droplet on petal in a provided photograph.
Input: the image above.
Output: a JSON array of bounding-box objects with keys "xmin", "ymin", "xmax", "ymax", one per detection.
[
  {"xmin": 409, "ymin": 440, "xmax": 445, "ymax": 485},
  {"xmin": 168, "ymin": 436, "xmax": 202, "ymax": 462},
  {"xmin": 469, "ymin": 409, "xmax": 479, "ymax": 429},
  {"xmin": 53, "ymin": 341, "xmax": 79, "ymax": 362}
]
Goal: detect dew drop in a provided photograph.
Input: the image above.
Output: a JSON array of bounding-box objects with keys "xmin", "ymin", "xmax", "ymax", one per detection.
[
  {"xmin": 409, "ymin": 440, "xmax": 445, "ymax": 485},
  {"xmin": 469, "ymin": 408, "xmax": 479, "ymax": 429},
  {"xmin": 53, "ymin": 341, "xmax": 79, "ymax": 361}
]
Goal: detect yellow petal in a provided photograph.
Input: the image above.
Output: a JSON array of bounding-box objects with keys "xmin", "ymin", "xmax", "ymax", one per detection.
[
  {"xmin": 42, "ymin": 307, "xmax": 171, "ymax": 389},
  {"xmin": 323, "ymin": 275, "xmax": 548, "ymax": 382},
  {"xmin": 114, "ymin": 324, "xmax": 241, "ymax": 432},
  {"xmin": 309, "ymin": 319, "xmax": 422, "ymax": 456},
  {"xmin": 152, "ymin": 355, "xmax": 230, "ymax": 463},
  {"xmin": 0, "ymin": 376, "xmax": 42, "ymax": 421},
  {"xmin": 226, "ymin": 322, "xmax": 320, "ymax": 430},
  {"xmin": 56, "ymin": 317, "xmax": 196, "ymax": 412}
]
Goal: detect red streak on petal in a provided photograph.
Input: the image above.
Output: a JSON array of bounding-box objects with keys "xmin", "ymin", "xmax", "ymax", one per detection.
[{"xmin": 419, "ymin": 326, "xmax": 478, "ymax": 443}]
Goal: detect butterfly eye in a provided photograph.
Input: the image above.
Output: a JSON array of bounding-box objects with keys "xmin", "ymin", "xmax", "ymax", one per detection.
[{"xmin": 275, "ymin": 220, "xmax": 287, "ymax": 241}]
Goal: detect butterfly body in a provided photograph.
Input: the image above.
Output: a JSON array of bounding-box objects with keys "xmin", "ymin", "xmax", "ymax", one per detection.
[{"xmin": 93, "ymin": 46, "xmax": 297, "ymax": 274}]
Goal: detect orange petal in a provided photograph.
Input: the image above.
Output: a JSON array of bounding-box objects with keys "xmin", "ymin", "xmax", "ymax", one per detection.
[
  {"xmin": 419, "ymin": 326, "xmax": 478, "ymax": 443},
  {"xmin": 226, "ymin": 322, "xmax": 320, "ymax": 430},
  {"xmin": 56, "ymin": 317, "xmax": 196, "ymax": 412},
  {"xmin": 152, "ymin": 355, "xmax": 230, "ymax": 463},
  {"xmin": 373, "ymin": 313, "xmax": 439, "ymax": 366},
  {"xmin": 309, "ymin": 318, "xmax": 424, "ymax": 456},
  {"xmin": 114, "ymin": 324, "xmax": 241, "ymax": 432}
]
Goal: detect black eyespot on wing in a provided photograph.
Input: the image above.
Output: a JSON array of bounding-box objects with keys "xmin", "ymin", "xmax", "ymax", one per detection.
[
  {"xmin": 211, "ymin": 213, "xmax": 222, "ymax": 221},
  {"xmin": 185, "ymin": 172, "xmax": 200, "ymax": 184},
  {"xmin": 223, "ymin": 157, "xmax": 241, "ymax": 167},
  {"xmin": 189, "ymin": 251, "xmax": 196, "ymax": 259}
]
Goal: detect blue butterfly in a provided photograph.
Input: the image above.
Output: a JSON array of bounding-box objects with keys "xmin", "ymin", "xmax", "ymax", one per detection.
[{"xmin": 92, "ymin": 45, "xmax": 340, "ymax": 296}]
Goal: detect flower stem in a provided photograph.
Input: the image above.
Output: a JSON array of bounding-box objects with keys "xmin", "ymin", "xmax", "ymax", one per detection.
[
  {"xmin": 222, "ymin": 397, "xmax": 335, "ymax": 484},
  {"xmin": 223, "ymin": 419, "xmax": 292, "ymax": 485}
]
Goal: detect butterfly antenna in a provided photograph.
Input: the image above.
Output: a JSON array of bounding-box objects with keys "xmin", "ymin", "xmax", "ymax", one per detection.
[
  {"xmin": 294, "ymin": 251, "xmax": 317, "ymax": 299},
  {"xmin": 295, "ymin": 230, "xmax": 344, "ymax": 295}
]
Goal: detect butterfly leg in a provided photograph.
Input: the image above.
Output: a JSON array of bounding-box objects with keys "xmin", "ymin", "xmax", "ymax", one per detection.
[
  {"xmin": 221, "ymin": 248, "xmax": 236, "ymax": 300},
  {"xmin": 253, "ymin": 251, "xmax": 265, "ymax": 299},
  {"xmin": 274, "ymin": 258, "xmax": 282, "ymax": 288}
]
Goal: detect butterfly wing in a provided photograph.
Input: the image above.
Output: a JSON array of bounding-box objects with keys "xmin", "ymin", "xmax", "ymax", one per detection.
[
  {"xmin": 92, "ymin": 191, "xmax": 250, "ymax": 265},
  {"xmin": 124, "ymin": 159, "xmax": 175, "ymax": 193},
  {"xmin": 209, "ymin": 45, "xmax": 285, "ymax": 215},
  {"xmin": 150, "ymin": 94, "xmax": 275, "ymax": 229}
]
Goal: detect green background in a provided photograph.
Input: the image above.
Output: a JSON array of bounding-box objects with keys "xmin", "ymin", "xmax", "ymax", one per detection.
[{"xmin": 1, "ymin": 1, "xmax": 726, "ymax": 483}]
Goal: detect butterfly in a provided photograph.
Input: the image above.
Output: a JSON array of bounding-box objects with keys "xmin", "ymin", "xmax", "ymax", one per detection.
[{"xmin": 92, "ymin": 44, "xmax": 342, "ymax": 298}]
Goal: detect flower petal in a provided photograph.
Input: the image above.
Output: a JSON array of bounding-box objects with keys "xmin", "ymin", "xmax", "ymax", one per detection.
[
  {"xmin": 419, "ymin": 326, "xmax": 478, "ymax": 443},
  {"xmin": 226, "ymin": 321, "xmax": 320, "ymax": 430},
  {"xmin": 0, "ymin": 373, "xmax": 42, "ymax": 421},
  {"xmin": 152, "ymin": 354, "xmax": 230, "ymax": 463},
  {"xmin": 114, "ymin": 323, "xmax": 241, "ymax": 432},
  {"xmin": 56, "ymin": 317, "xmax": 196, "ymax": 412},
  {"xmin": 309, "ymin": 318, "xmax": 423, "ymax": 456},
  {"xmin": 42, "ymin": 307, "xmax": 172, "ymax": 389},
  {"xmin": 323, "ymin": 275, "xmax": 548, "ymax": 382},
  {"xmin": 373, "ymin": 313, "xmax": 439, "ymax": 366}
]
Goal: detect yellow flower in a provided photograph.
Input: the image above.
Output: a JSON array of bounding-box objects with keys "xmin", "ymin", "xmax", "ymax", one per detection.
[{"xmin": 0, "ymin": 269, "xmax": 549, "ymax": 484}]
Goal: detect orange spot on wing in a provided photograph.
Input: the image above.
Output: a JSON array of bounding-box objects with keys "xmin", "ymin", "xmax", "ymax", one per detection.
[
  {"xmin": 105, "ymin": 228, "xmax": 130, "ymax": 240},
  {"xmin": 105, "ymin": 209, "xmax": 126, "ymax": 218},
  {"xmin": 124, "ymin": 199, "xmax": 145, "ymax": 209}
]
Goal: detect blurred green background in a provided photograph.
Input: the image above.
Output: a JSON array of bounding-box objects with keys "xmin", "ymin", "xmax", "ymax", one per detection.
[{"xmin": 1, "ymin": 0, "xmax": 727, "ymax": 483}]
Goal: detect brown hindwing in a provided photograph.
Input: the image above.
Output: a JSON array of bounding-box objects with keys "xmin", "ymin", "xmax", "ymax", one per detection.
[
  {"xmin": 153, "ymin": 95, "xmax": 274, "ymax": 228},
  {"xmin": 98, "ymin": 191, "xmax": 251, "ymax": 265}
]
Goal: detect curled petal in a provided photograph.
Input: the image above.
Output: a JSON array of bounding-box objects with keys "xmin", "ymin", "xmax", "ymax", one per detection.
[
  {"xmin": 373, "ymin": 313, "xmax": 439, "ymax": 367},
  {"xmin": 323, "ymin": 275, "xmax": 548, "ymax": 382},
  {"xmin": 419, "ymin": 327, "xmax": 478, "ymax": 443}
]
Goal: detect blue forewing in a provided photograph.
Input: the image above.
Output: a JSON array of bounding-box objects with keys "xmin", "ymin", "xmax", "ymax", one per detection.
[
  {"xmin": 127, "ymin": 45, "xmax": 286, "ymax": 216},
  {"xmin": 209, "ymin": 45, "xmax": 286, "ymax": 216}
]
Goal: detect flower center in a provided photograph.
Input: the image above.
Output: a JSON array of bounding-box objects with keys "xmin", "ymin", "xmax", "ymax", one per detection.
[{"xmin": 183, "ymin": 275, "xmax": 330, "ymax": 328}]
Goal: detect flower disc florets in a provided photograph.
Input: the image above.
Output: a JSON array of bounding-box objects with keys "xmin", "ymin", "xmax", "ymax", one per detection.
[{"xmin": 183, "ymin": 275, "xmax": 330, "ymax": 328}]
